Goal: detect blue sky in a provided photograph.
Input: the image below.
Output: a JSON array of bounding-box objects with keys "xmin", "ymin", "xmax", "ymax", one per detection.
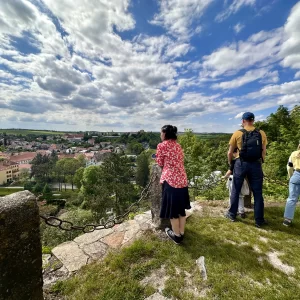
[{"xmin": 0, "ymin": 0, "xmax": 299, "ymax": 133}]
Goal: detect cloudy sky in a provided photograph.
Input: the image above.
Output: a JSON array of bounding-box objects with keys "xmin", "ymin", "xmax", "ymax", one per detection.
[{"xmin": 0, "ymin": 0, "xmax": 299, "ymax": 133}]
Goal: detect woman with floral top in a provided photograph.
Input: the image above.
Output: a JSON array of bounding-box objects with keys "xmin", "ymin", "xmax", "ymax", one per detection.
[{"xmin": 155, "ymin": 125, "xmax": 191, "ymax": 244}]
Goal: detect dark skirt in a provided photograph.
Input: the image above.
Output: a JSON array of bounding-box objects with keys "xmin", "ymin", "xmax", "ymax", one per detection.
[{"xmin": 160, "ymin": 181, "xmax": 191, "ymax": 219}]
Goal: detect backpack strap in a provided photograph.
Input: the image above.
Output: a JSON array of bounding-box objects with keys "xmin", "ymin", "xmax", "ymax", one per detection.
[{"xmin": 239, "ymin": 129, "xmax": 247, "ymax": 151}]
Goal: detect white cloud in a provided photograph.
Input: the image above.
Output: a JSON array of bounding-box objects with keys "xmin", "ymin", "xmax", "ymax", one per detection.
[
  {"xmin": 0, "ymin": 0, "xmax": 297, "ymax": 132},
  {"xmin": 212, "ymin": 67, "xmax": 273, "ymax": 89},
  {"xmin": 156, "ymin": 93, "xmax": 238, "ymax": 119},
  {"xmin": 150, "ymin": 0, "xmax": 214, "ymax": 40},
  {"xmin": 255, "ymin": 114, "xmax": 265, "ymax": 121},
  {"xmin": 248, "ymin": 80, "xmax": 300, "ymax": 99},
  {"xmin": 233, "ymin": 23, "xmax": 245, "ymax": 34},
  {"xmin": 295, "ymin": 71, "xmax": 300, "ymax": 79},
  {"xmin": 234, "ymin": 112, "xmax": 244, "ymax": 119},
  {"xmin": 278, "ymin": 94, "xmax": 300, "ymax": 106},
  {"xmin": 201, "ymin": 28, "xmax": 283, "ymax": 78},
  {"xmin": 280, "ymin": 2, "xmax": 300, "ymax": 70},
  {"xmin": 259, "ymin": 70, "xmax": 279, "ymax": 84},
  {"xmin": 245, "ymin": 80, "xmax": 300, "ymax": 110},
  {"xmin": 216, "ymin": 0, "xmax": 256, "ymax": 22}
]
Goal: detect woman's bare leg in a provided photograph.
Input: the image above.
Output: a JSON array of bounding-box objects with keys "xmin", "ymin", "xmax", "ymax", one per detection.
[
  {"xmin": 170, "ymin": 218, "xmax": 180, "ymax": 236},
  {"xmin": 179, "ymin": 215, "xmax": 186, "ymax": 235}
]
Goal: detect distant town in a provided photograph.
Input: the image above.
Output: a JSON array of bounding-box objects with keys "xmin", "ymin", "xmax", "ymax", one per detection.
[{"xmin": 0, "ymin": 129, "xmax": 158, "ymax": 185}]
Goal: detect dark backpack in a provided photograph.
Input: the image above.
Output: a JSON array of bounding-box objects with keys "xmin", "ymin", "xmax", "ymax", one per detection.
[{"xmin": 239, "ymin": 129, "xmax": 262, "ymax": 162}]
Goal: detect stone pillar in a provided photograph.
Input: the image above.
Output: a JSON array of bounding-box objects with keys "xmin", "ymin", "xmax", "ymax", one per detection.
[
  {"xmin": 149, "ymin": 164, "xmax": 170, "ymax": 229},
  {"xmin": 0, "ymin": 191, "xmax": 43, "ymax": 300}
]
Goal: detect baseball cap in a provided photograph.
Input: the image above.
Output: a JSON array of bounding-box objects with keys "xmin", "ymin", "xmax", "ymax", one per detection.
[{"xmin": 242, "ymin": 112, "xmax": 255, "ymax": 120}]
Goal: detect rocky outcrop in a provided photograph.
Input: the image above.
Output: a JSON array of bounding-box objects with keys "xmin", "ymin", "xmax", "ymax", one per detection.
[{"xmin": 43, "ymin": 202, "xmax": 202, "ymax": 286}]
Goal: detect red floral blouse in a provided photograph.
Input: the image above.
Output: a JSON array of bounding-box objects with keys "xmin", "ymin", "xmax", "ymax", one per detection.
[{"xmin": 156, "ymin": 139, "xmax": 188, "ymax": 188}]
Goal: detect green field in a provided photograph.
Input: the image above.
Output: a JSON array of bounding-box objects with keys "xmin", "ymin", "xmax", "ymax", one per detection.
[
  {"xmin": 0, "ymin": 187, "xmax": 24, "ymax": 197},
  {"xmin": 0, "ymin": 129, "xmax": 67, "ymax": 136}
]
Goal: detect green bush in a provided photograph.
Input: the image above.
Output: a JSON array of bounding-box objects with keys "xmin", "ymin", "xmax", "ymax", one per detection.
[
  {"xmin": 201, "ymin": 182, "xmax": 228, "ymax": 201},
  {"xmin": 40, "ymin": 208, "xmax": 98, "ymax": 248},
  {"xmin": 33, "ymin": 182, "xmax": 44, "ymax": 194},
  {"xmin": 24, "ymin": 182, "xmax": 35, "ymax": 191},
  {"xmin": 263, "ymin": 182, "xmax": 288, "ymax": 200}
]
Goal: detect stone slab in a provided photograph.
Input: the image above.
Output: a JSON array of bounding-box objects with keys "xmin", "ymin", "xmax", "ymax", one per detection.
[
  {"xmin": 52, "ymin": 241, "xmax": 89, "ymax": 272},
  {"xmin": 102, "ymin": 231, "xmax": 125, "ymax": 248},
  {"xmin": 74, "ymin": 228, "xmax": 113, "ymax": 246},
  {"xmin": 122, "ymin": 222, "xmax": 141, "ymax": 245},
  {"xmin": 115, "ymin": 219, "xmax": 139, "ymax": 232},
  {"xmin": 134, "ymin": 213, "xmax": 151, "ymax": 224},
  {"xmin": 82, "ymin": 241, "xmax": 108, "ymax": 261}
]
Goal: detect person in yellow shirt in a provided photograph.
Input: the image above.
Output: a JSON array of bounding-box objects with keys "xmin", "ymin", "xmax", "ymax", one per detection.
[
  {"xmin": 225, "ymin": 112, "xmax": 268, "ymax": 227},
  {"xmin": 283, "ymin": 142, "xmax": 300, "ymax": 226}
]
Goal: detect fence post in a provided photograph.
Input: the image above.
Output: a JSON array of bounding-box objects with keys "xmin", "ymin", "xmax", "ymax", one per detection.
[
  {"xmin": 0, "ymin": 191, "xmax": 43, "ymax": 300},
  {"xmin": 149, "ymin": 164, "xmax": 170, "ymax": 229}
]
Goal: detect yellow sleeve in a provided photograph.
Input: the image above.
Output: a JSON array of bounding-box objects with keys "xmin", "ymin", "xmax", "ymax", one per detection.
[
  {"xmin": 287, "ymin": 153, "xmax": 293, "ymax": 178},
  {"xmin": 229, "ymin": 132, "xmax": 238, "ymax": 148},
  {"xmin": 260, "ymin": 130, "xmax": 268, "ymax": 146}
]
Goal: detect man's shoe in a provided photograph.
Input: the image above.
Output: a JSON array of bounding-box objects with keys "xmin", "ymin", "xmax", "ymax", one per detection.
[
  {"xmin": 165, "ymin": 228, "xmax": 181, "ymax": 245},
  {"xmin": 255, "ymin": 220, "xmax": 268, "ymax": 228},
  {"xmin": 225, "ymin": 212, "xmax": 236, "ymax": 222},
  {"xmin": 283, "ymin": 219, "xmax": 292, "ymax": 227},
  {"xmin": 240, "ymin": 212, "xmax": 246, "ymax": 219}
]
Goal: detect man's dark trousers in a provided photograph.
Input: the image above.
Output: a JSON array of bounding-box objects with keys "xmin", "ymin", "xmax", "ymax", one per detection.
[{"xmin": 228, "ymin": 158, "xmax": 264, "ymax": 224}]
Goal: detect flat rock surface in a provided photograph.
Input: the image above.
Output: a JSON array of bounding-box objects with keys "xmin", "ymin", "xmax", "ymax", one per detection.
[
  {"xmin": 74, "ymin": 228, "xmax": 113, "ymax": 246},
  {"xmin": 82, "ymin": 241, "xmax": 108, "ymax": 261},
  {"xmin": 134, "ymin": 213, "xmax": 151, "ymax": 224},
  {"xmin": 102, "ymin": 231, "xmax": 125, "ymax": 248},
  {"xmin": 52, "ymin": 241, "xmax": 89, "ymax": 272},
  {"xmin": 47, "ymin": 206, "xmax": 201, "ymax": 283}
]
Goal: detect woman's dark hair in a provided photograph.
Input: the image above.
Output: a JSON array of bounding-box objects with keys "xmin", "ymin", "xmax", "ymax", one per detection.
[{"xmin": 161, "ymin": 125, "xmax": 178, "ymax": 140}]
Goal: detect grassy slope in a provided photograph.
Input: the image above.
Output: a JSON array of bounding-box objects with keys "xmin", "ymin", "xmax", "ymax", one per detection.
[{"xmin": 51, "ymin": 203, "xmax": 300, "ymax": 300}]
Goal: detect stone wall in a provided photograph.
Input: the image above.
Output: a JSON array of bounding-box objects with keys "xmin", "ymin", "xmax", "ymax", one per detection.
[{"xmin": 0, "ymin": 191, "xmax": 43, "ymax": 300}]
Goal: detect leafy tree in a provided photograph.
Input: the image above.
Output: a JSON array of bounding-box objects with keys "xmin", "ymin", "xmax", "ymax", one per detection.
[
  {"xmin": 43, "ymin": 183, "xmax": 52, "ymax": 202},
  {"xmin": 83, "ymin": 132, "xmax": 89, "ymax": 141},
  {"xmin": 80, "ymin": 154, "xmax": 136, "ymax": 218},
  {"xmin": 77, "ymin": 154, "xmax": 86, "ymax": 167},
  {"xmin": 24, "ymin": 181, "xmax": 35, "ymax": 192},
  {"xmin": 101, "ymin": 153, "xmax": 136, "ymax": 215},
  {"xmin": 19, "ymin": 169, "xmax": 30, "ymax": 185},
  {"xmin": 74, "ymin": 167, "xmax": 85, "ymax": 189},
  {"xmin": 31, "ymin": 153, "xmax": 57, "ymax": 183},
  {"xmin": 65, "ymin": 158, "xmax": 82, "ymax": 190},
  {"xmin": 55, "ymin": 159, "xmax": 68, "ymax": 191},
  {"xmin": 128, "ymin": 142, "xmax": 144, "ymax": 155},
  {"xmin": 55, "ymin": 158, "xmax": 82, "ymax": 191},
  {"xmin": 33, "ymin": 182, "xmax": 44, "ymax": 194},
  {"xmin": 136, "ymin": 152, "xmax": 150, "ymax": 187}
]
